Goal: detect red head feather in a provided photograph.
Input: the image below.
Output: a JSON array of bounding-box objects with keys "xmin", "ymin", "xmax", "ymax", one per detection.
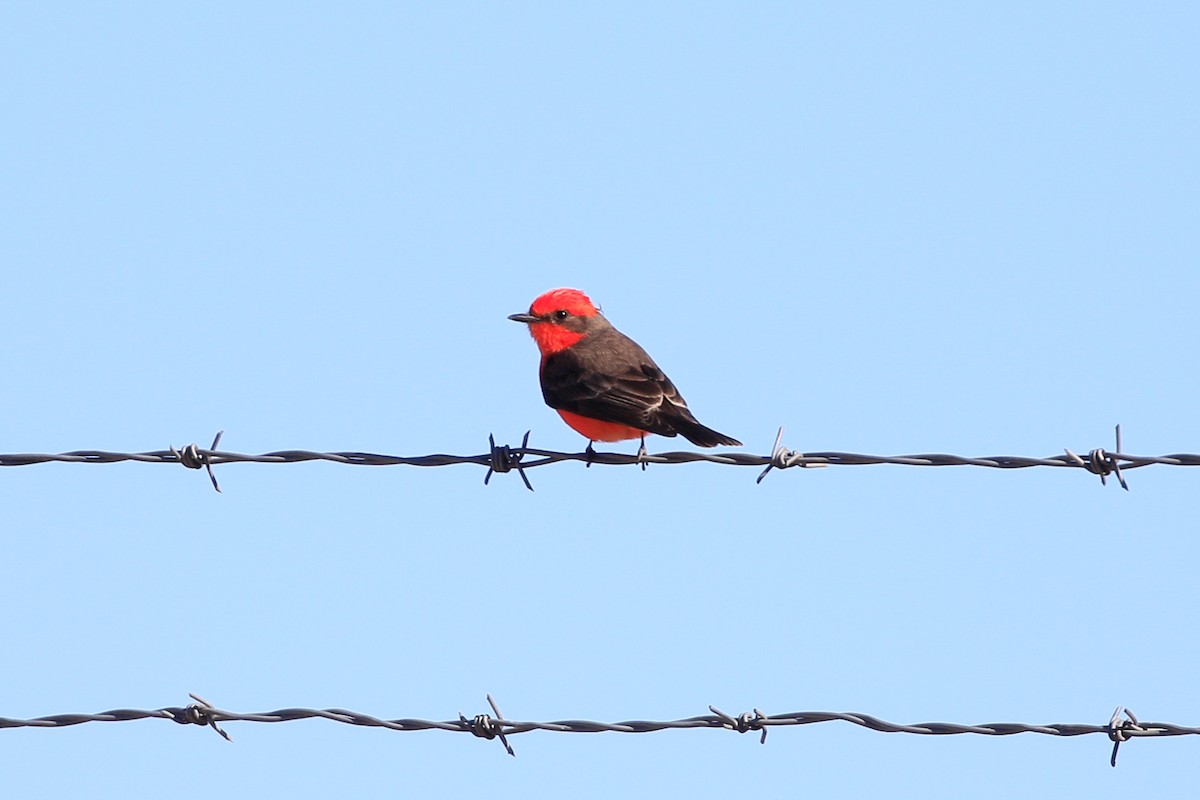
[{"xmin": 529, "ymin": 288, "xmax": 599, "ymax": 318}]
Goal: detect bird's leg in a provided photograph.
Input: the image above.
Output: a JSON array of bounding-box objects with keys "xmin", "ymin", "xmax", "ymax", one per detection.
[
  {"xmin": 637, "ymin": 435, "xmax": 648, "ymax": 471},
  {"xmin": 585, "ymin": 440, "xmax": 596, "ymax": 468}
]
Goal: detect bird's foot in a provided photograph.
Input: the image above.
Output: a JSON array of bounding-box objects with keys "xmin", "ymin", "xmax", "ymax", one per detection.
[
  {"xmin": 637, "ymin": 437, "xmax": 648, "ymax": 471},
  {"xmin": 585, "ymin": 441, "xmax": 596, "ymax": 468}
]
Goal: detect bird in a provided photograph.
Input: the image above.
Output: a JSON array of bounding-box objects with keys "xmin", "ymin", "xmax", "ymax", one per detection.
[{"xmin": 508, "ymin": 288, "xmax": 741, "ymax": 458}]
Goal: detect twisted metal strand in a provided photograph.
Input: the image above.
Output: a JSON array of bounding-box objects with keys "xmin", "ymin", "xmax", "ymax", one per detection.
[
  {"xmin": 3, "ymin": 697, "xmax": 1195, "ymax": 766},
  {"xmin": 2, "ymin": 425, "xmax": 1193, "ymax": 491}
]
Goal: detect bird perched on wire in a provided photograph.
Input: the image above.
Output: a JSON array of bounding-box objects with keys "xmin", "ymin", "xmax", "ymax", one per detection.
[{"xmin": 509, "ymin": 288, "xmax": 741, "ymax": 458}]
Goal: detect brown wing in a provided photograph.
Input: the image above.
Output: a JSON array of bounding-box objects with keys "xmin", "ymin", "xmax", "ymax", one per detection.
[{"xmin": 539, "ymin": 329, "xmax": 689, "ymax": 438}]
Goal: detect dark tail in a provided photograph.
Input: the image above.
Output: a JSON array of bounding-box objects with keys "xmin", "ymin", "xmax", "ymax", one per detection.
[{"xmin": 673, "ymin": 416, "xmax": 741, "ymax": 448}]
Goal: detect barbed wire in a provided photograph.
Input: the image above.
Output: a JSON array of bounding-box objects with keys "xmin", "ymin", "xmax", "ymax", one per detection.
[
  {"xmin": 0, "ymin": 694, "xmax": 1188, "ymax": 766},
  {"xmin": 2, "ymin": 425, "xmax": 1196, "ymax": 492}
]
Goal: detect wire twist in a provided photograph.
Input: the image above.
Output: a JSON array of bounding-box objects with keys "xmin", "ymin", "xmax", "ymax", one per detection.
[
  {"xmin": 3, "ymin": 425, "xmax": 1195, "ymax": 492},
  {"xmin": 3, "ymin": 695, "xmax": 1195, "ymax": 766}
]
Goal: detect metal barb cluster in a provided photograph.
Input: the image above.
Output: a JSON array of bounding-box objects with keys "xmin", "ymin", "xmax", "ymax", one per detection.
[
  {"xmin": 170, "ymin": 431, "xmax": 224, "ymax": 492},
  {"xmin": 457, "ymin": 694, "xmax": 515, "ymax": 756},
  {"xmin": 3, "ymin": 695, "xmax": 1195, "ymax": 766},
  {"xmin": 172, "ymin": 693, "xmax": 231, "ymax": 741},
  {"xmin": 1108, "ymin": 706, "xmax": 1145, "ymax": 767},
  {"xmin": 2, "ymin": 424, "xmax": 1197, "ymax": 492}
]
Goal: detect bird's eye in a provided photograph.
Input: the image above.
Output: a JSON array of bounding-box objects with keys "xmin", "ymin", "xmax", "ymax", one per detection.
[{"xmin": 554, "ymin": 309, "xmax": 569, "ymax": 321}]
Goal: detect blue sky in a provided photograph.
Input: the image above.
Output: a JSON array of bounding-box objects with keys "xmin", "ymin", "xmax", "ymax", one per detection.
[{"xmin": 3, "ymin": 3, "xmax": 1198, "ymax": 797}]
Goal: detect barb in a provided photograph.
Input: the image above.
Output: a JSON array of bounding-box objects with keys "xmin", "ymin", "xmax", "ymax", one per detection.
[
  {"xmin": 171, "ymin": 430, "xmax": 224, "ymax": 492},
  {"xmin": 484, "ymin": 431, "xmax": 533, "ymax": 491},
  {"xmin": 2, "ymin": 697, "xmax": 1194, "ymax": 765},
  {"xmin": 177, "ymin": 693, "xmax": 231, "ymax": 742},
  {"xmin": 457, "ymin": 694, "xmax": 515, "ymax": 756},
  {"xmin": 1108, "ymin": 706, "xmax": 1144, "ymax": 767},
  {"xmin": 1064, "ymin": 425, "xmax": 1129, "ymax": 491},
  {"xmin": 2, "ymin": 426, "xmax": 1198, "ymax": 490},
  {"xmin": 711, "ymin": 705, "xmax": 770, "ymax": 744}
]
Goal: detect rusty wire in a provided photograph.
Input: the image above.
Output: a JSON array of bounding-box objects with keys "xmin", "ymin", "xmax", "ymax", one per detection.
[
  {"xmin": 0, "ymin": 697, "xmax": 1186, "ymax": 766},
  {"xmin": 0, "ymin": 425, "xmax": 1194, "ymax": 491}
]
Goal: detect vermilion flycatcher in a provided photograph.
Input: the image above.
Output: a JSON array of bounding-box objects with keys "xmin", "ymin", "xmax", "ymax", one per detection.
[{"xmin": 509, "ymin": 288, "xmax": 742, "ymax": 451}]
